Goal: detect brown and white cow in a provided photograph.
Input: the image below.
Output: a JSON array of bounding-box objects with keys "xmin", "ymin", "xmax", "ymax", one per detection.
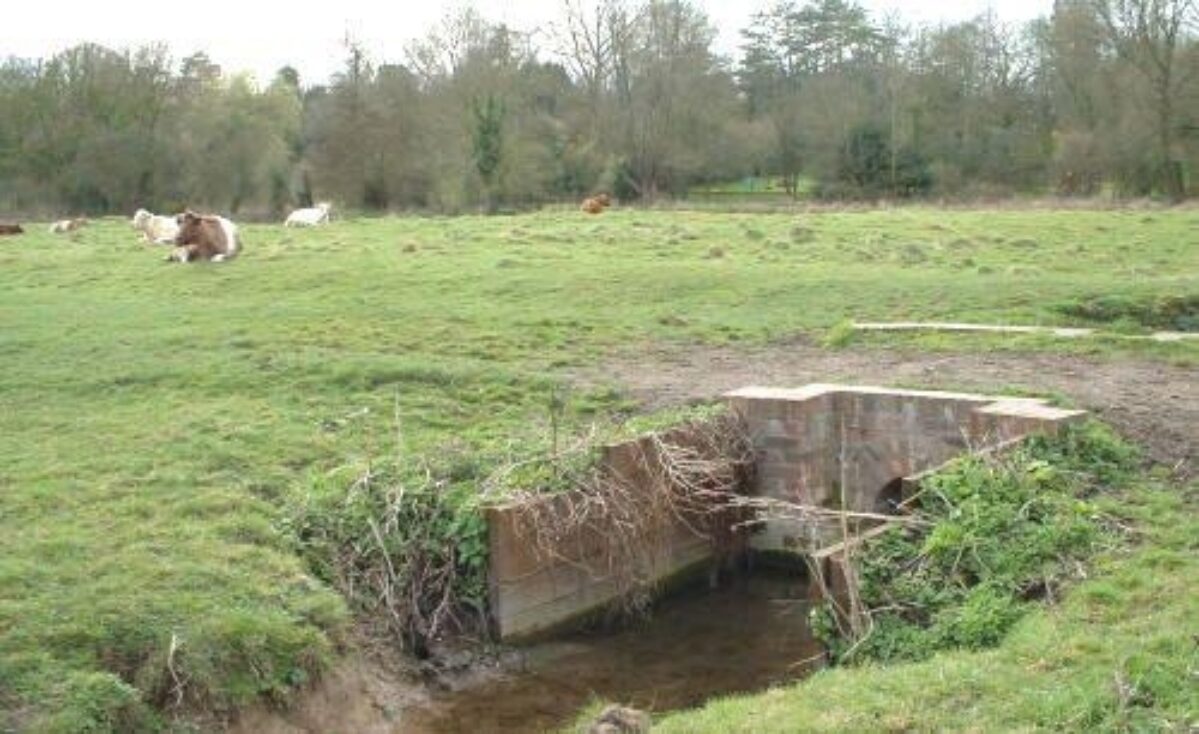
[{"xmin": 167, "ymin": 211, "xmax": 242, "ymax": 263}]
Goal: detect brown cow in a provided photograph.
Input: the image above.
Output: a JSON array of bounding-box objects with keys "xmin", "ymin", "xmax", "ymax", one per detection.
[
  {"xmin": 168, "ymin": 211, "xmax": 242, "ymax": 263},
  {"xmin": 581, "ymin": 193, "xmax": 614, "ymax": 214},
  {"xmin": 0, "ymin": 223, "xmax": 23, "ymax": 236}
]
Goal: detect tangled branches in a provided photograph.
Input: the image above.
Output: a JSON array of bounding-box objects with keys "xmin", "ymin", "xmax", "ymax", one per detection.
[
  {"xmin": 497, "ymin": 410, "xmax": 756, "ymax": 616},
  {"xmin": 286, "ymin": 463, "xmax": 489, "ymax": 657}
]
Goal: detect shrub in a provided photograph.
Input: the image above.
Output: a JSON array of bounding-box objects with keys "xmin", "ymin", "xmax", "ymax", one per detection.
[
  {"xmin": 282, "ymin": 461, "xmax": 488, "ymax": 656},
  {"xmin": 822, "ymin": 320, "xmax": 857, "ymax": 349},
  {"xmin": 814, "ymin": 422, "xmax": 1137, "ymax": 664},
  {"xmin": 1052, "ymin": 294, "xmax": 1199, "ymax": 332},
  {"xmin": 42, "ymin": 671, "xmax": 154, "ymax": 734}
]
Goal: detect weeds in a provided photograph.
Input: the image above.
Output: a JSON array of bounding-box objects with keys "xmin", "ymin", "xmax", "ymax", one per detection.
[
  {"xmin": 812, "ymin": 421, "xmax": 1138, "ymax": 664},
  {"xmin": 283, "ymin": 460, "xmax": 489, "ymax": 656},
  {"xmin": 1053, "ymin": 293, "xmax": 1199, "ymax": 332},
  {"xmin": 822, "ymin": 319, "xmax": 857, "ymax": 349}
]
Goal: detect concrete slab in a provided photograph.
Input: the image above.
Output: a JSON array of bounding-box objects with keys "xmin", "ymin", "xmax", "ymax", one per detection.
[{"xmin": 852, "ymin": 321, "xmax": 1197, "ymax": 342}]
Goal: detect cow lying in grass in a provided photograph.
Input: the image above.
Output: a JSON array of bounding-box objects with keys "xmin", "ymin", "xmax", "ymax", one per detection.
[
  {"xmin": 167, "ymin": 211, "xmax": 241, "ymax": 263},
  {"xmin": 285, "ymin": 202, "xmax": 331, "ymax": 227},
  {"xmin": 581, "ymin": 193, "xmax": 613, "ymax": 214},
  {"xmin": 49, "ymin": 218, "xmax": 87, "ymax": 234},
  {"xmin": 582, "ymin": 191, "xmax": 613, "ymax": 212},
  {"xmin": 0, "ymin": 223, "xmax": 23, "ymax": 236},
  {"xmin": 132, "ymin": 209, "xmax": 180, "ymax": 244}
]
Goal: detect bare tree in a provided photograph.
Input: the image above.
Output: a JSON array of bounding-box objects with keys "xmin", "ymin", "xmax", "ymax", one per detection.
[{"xmin": 1090, "ymin": 0, "xmax": 1197, "ymax": 198}]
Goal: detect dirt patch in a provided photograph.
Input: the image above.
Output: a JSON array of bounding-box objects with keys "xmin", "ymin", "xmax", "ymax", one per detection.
[
  {"xmin": 226, "ymin": 659, "xmax": 425, "ymax": 734},
  {"xmin": 224, "ymin": 642, "xmax": 524, "ymax": 734},
  {"xmin": 576, "ymin": 340, "xmax": 1197, "ymax": 479}
]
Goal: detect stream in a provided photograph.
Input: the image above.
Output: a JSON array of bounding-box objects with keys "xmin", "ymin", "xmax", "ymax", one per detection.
[{"xmin": 405, "ymin": 570, "xmax": 823, "ymax": 732}]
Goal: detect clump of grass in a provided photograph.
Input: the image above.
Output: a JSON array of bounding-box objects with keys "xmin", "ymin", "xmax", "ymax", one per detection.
[
  {"xmin": 899, "ymin": 244, "xmax": 928, "ymax": 265},
  {"xmin": 1006, "ymin": 264, "xmax": 1042, "ymax": 276},
  {"xmin": 822, "ymin": 319, "xmax": 857, "ymax": 349},
  {"xmin": 812, "ymin": 421, "xmax": 1137, "ymax": 665},
  {"xmin": 744, "ymin": 228, "xmax": 766, "ymax": 241},
  {"xmin": 706, "ymin": 246, "xmax": 725, "ymax": 259},
  {"xmin": 789, "ymin": 225, "xmax": 814, "ymax": 243},
  {"xmin": 670, "ymin": 225, "xmax": 699, "ymax": 241},
  {"xmin": 1052, "ymin": 293, "xmax": 1199, "ymax": 332}
]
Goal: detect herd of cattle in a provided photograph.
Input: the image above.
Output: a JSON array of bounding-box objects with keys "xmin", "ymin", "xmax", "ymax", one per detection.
[
  {"xmin": 0, "ymin": 196, "xmax": 615, "ymax": 262},
  {"xmin": 0, "ymin": 203, "xmax": 333, "ymax": 264}
]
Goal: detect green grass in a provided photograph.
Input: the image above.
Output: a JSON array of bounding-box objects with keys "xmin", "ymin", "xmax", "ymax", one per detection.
[
  {"xmin": 1, "ymin": 208, "xmax": 1196, "ymax": 729},
  {"xmin": 810, "ymin": 422, "xmax": 1138, "ymax": 666},
  {"xmin": 654, "ymin": 481, "xmax": 1198, "ymax": 732}
]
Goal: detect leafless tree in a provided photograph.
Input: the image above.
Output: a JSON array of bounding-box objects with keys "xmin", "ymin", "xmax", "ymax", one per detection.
[{"xmin": 1090, "ymin": 0, "xmax": 1197, "ymax": 197}]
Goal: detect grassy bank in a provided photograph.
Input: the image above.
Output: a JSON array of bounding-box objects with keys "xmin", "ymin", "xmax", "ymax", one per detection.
[
  {"xmin": 656, "ymin": 479, "xmax": 1197, "ymax": 732},
  {"xmin": 1, "ymin": 208, "xmax": 1195, "ymax": 728}
]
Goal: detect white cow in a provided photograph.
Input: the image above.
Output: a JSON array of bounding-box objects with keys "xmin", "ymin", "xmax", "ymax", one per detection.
[
  {"xmin": 285, "ymin": 202, "xmax": 331, "ymax": 227},
  {"xmin": 49, "ymin": 218, "xmax": 87, "ymax": 234},
  {"xmin": 132, "ymin": 209, "xmax": 180, "ymax": 244}
]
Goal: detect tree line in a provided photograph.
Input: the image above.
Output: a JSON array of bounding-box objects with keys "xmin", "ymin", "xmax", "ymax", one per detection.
[{"xmin": 1, "ymin": 0, "xmax": 1195, "ymax": 217}]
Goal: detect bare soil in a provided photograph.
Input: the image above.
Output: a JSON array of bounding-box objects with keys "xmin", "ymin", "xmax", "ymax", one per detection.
[
  {"xmin": 579, "ymin": 340, "xmax": 1197, "ymax": 479},
  {"xmin": 226, "ymin": 660, "xmax": 427, "ymax": 734}
]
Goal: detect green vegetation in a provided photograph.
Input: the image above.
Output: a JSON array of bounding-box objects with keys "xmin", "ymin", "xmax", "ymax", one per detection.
[
  {"xmin": 812, "ymin": 422, "xmax": 1137, "ymax": 663},
  {"xmin": 283, "ymin": 458, "xmax": 490, "ymax": 656},
  {"xmin": 657, "ymin": 478, "xmax": 1198, "ymax": 732},
  {"xmin": 1054, "ymin": 293, "xmax": 1199, "ymax": 332},
  {"xmin": 0, "ymin": 208, "xmax": 1195, "ymax": 729}
]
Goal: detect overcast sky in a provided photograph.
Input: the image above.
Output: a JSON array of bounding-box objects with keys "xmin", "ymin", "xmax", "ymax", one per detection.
[{"xmin": 4, "ymin": 0, "xmax": 1052, "ymax": 85}]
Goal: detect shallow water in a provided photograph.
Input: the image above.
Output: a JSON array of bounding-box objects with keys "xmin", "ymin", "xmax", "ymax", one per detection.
[{"xmin": 405, "ymin": 572, "xmax": 822, "ymax": 733}]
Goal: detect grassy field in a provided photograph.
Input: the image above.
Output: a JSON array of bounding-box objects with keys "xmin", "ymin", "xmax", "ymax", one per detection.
[{"xmin": 0, "ymin": 208, "xmax": 1196, "ymax": 730}]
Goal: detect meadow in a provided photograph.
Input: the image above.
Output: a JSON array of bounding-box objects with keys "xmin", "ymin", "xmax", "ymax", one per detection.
[{"xmin": 0, "ymin": 207, "xmax": 1195, "ymax": 730}]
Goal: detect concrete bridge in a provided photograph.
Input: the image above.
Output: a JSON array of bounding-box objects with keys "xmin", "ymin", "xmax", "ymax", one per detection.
[{"xmin": 485, "ymin": 385, "xmax": 1085, "ymax": 641}]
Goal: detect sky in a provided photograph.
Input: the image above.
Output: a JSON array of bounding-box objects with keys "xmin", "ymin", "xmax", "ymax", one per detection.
[{"xmin": 4, "ymin": 0, "xmax": 1052, "ymax": 86}]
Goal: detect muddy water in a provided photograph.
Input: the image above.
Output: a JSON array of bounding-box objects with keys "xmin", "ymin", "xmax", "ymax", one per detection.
[{"xmin": 405, "ymin": 572, "xmax": 822, "ymax": 733}]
